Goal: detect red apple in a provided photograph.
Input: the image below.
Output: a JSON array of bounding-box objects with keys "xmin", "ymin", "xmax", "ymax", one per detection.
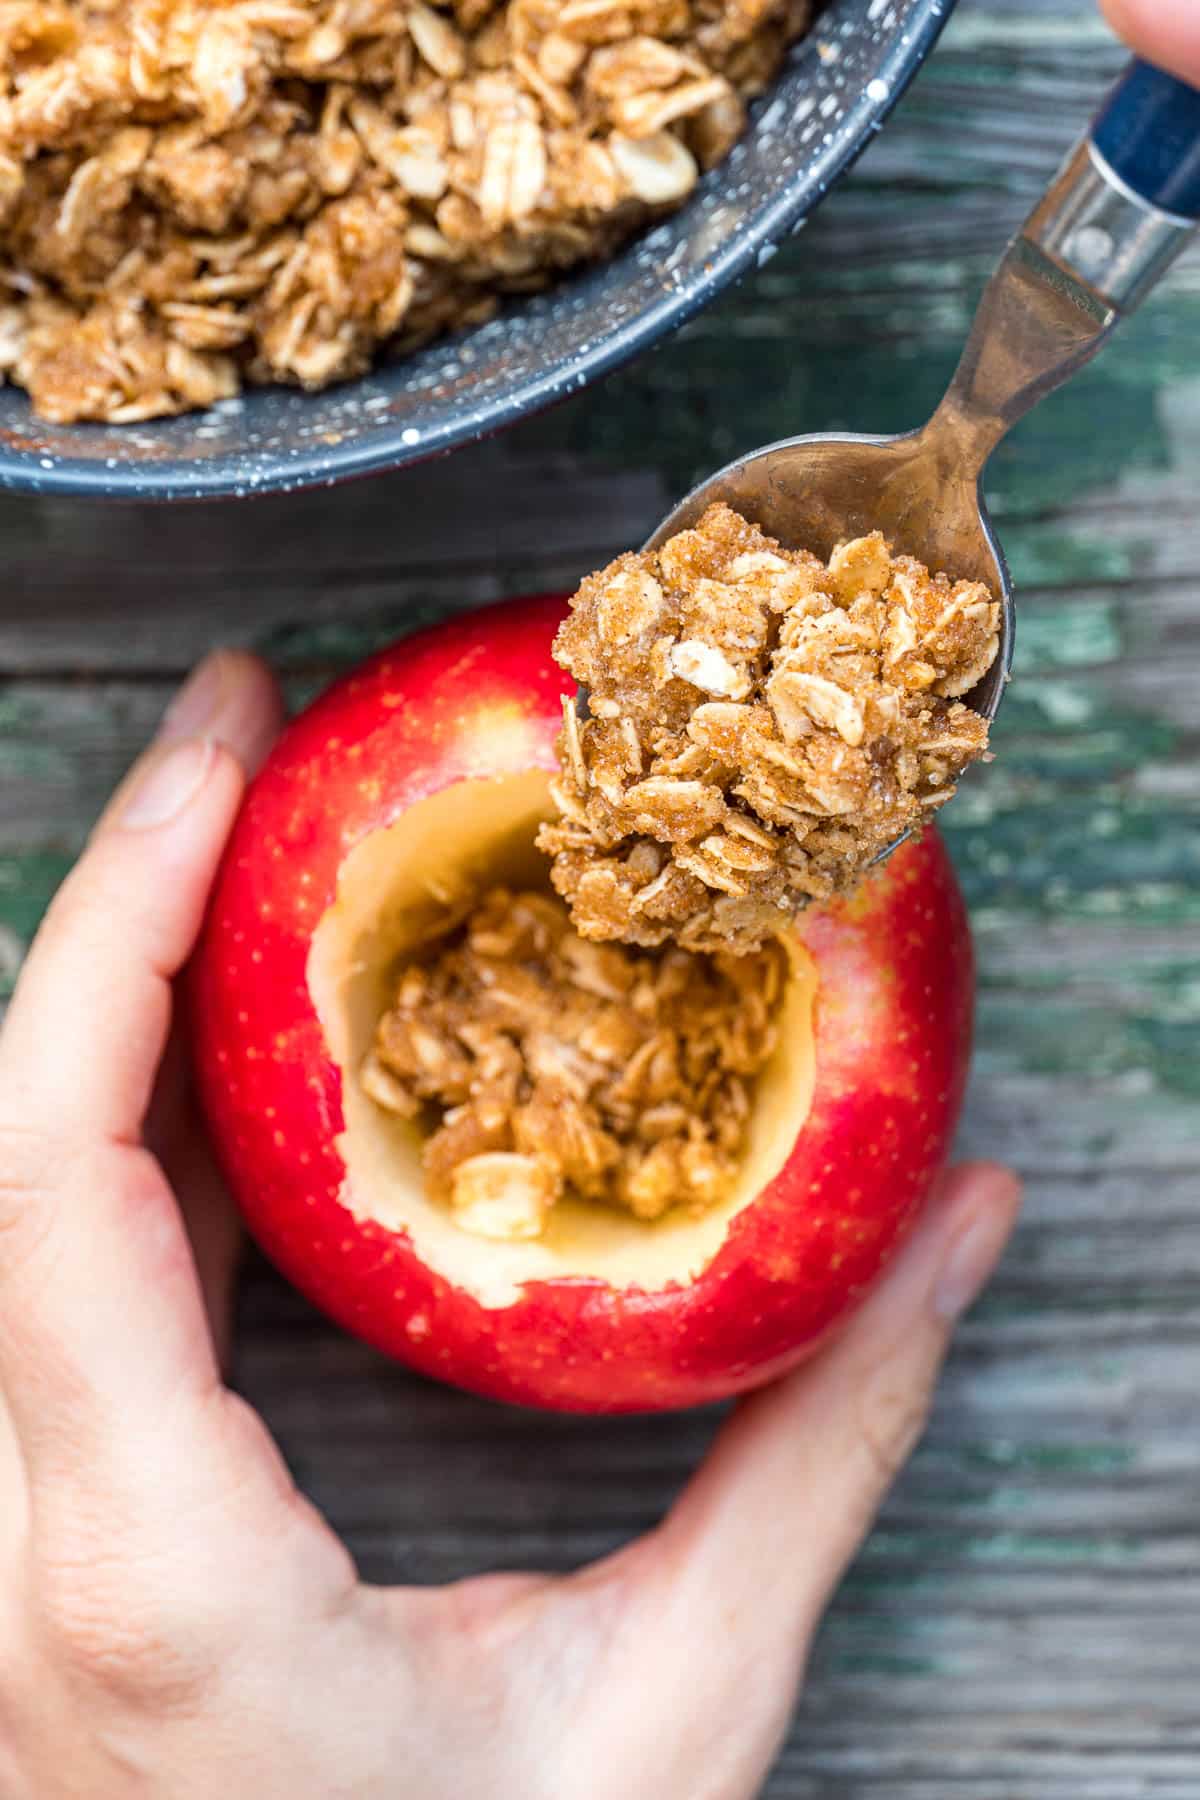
[{"xmin": 190, "ymin": 597, "xmax": 974, "ymax": 1414}]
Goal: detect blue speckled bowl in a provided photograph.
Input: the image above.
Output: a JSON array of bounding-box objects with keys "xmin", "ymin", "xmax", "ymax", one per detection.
[{"xmin": 0, "ymin": 0, "xmax": 956, "ymax": 499}]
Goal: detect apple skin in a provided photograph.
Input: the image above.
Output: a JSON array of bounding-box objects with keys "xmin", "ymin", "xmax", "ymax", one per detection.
[{"xmin": 191, "ymin": 597, "xmax": 974, "ymax": 1414}]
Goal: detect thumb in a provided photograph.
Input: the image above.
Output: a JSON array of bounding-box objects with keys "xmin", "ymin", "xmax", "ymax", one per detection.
[{"xmin": 652, "ymin": 1163, "xmax": 1021, "ymax": 1661}]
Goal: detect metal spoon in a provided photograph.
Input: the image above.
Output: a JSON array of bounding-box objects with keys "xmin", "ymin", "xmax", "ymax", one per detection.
[{"xmin": 584, "ymin": 60, "xmax": 1200, "ymax": 766}]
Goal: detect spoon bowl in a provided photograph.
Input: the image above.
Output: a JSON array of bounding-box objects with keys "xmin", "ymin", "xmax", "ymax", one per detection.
[{"xmin": 643, "ymin": 425, "xmax": 1015, "ymax": 728}]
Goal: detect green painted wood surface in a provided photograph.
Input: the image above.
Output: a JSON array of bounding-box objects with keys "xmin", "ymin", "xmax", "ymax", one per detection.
[{"xmin": 1, "ymin": 1, "xmax": 1198, "ymax": 1792}]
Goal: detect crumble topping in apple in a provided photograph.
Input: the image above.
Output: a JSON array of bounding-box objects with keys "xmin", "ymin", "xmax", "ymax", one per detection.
[
  {"xmin": 362, "ymin": 884, "xmax": 785, "ymax": 1240},
  {"xmin": 357, "ymin": 505, "xmax": 995, "ymax": 1240},
  {"xmin": 537, "ymin": 502, "xmax": 999, "ymax": 952}
]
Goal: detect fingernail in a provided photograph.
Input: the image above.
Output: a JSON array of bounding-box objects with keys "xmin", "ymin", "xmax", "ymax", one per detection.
[
  {"xmin": 160, "ymin": 653, "xmax": 231, "ymax": 741},
  {"xmin": 933, "ymin": 1181, "xmax": 1018, "ymax": 1322},
  {"xmin": 118, "ymin": 737, "xmax": 215, "ymax": 831}
]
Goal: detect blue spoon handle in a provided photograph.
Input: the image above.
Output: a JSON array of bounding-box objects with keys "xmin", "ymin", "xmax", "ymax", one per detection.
[
  {"xmin": 1091, "ymin": 58, "xmax": 1200, "ymax": 221},
  {"xmin": 928, "ymin": 56, "xmax": 1199, "ymax": 465}
]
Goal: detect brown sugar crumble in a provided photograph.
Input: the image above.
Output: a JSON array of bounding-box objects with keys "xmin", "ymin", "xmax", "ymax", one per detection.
[
  {"xmin": 363, "ymin": 884, "xmax": 786, "ymax": 1240},
  {"xmin": 0, "ymin": 0, "xmax": 813, "ymax": 423},
  {"xmin": 537, "ymin": 502, "xmax": 1000, "ymax": 953},
  {"xmin": 361, "ymin": 506, "xmax": 998, "ymax": 1235}
]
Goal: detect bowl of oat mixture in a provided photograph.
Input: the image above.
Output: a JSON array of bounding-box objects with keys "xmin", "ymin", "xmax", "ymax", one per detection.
[{"xmin": 0, "ymin": 0, "xmax": 956, "ymax": 498}]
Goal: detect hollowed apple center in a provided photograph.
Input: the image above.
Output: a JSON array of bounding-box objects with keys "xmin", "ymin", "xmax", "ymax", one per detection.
[{"xmin": 308, "ymin": 770, "xmax": 818, "ymax": 1307}]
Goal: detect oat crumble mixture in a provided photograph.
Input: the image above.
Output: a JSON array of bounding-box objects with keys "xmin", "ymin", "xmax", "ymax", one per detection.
[
  {"xmin": 362, "ymin": 884, "xmax": 786, "ymax": 1241},
  {"xmin": 0, "ymin": 0, "xmax": 812, "ymax": 423},
  {"xmin": 367, "ymin": 505, "xmax": 999, "ymax": 1240},
  {"xmin": 538, "ymin": 503, "xmax": 1000, "ymax": 953}
]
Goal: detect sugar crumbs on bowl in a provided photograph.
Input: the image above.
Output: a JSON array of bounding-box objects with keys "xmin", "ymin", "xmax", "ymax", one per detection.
[
  {"xmin": 0, "ymin": 0, "xmax": 814, "ymax": 424},
  {"xmin": 537, "ymin": 502, "xmax": 1000, "ymax": 953},
  {"xmin": 363, "ymin": 885, "xmax": 786, "ymax": 1242}
]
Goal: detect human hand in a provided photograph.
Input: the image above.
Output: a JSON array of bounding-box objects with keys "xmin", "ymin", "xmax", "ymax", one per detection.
[
  {"xmin": 0, "ymin": 651, "xmax": 1021, "ymax": 1799},
  {"xmin": 1101, "ymin": 0, "xmax": 1200, "ymax": 86}
]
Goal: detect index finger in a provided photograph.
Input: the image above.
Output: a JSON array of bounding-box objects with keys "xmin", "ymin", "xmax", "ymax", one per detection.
[
  {"xmin": 0, "ymin": 655, "xmax": 282, "ymax": 1474},
  {"xmin": 1101, "ymin": 0, "xmax": 1200, "ymax": 86},
  {"xmin": 0, "ymin": 743, "xmax": 244, "ymax": 1477},
  {"xmin": 0, "ymin": 651, "xmax": 281, "ymax": 1144}
]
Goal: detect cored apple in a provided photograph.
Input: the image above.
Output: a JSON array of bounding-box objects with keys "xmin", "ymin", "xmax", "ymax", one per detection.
[{"xmin": 190, "ymin": 597, "xmax": 974, "ymax": 1414}]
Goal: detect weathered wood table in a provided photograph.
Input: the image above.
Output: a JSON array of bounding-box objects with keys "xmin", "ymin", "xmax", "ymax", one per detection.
[{"xmin": 2, "ymin": 0, "xmax": 1198, "ymax": 1791}]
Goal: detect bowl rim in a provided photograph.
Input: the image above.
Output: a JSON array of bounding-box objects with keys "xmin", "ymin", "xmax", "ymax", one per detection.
[{"xmin": 0, "ymin": 0, "xmax": 957, "ymax": 502}]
